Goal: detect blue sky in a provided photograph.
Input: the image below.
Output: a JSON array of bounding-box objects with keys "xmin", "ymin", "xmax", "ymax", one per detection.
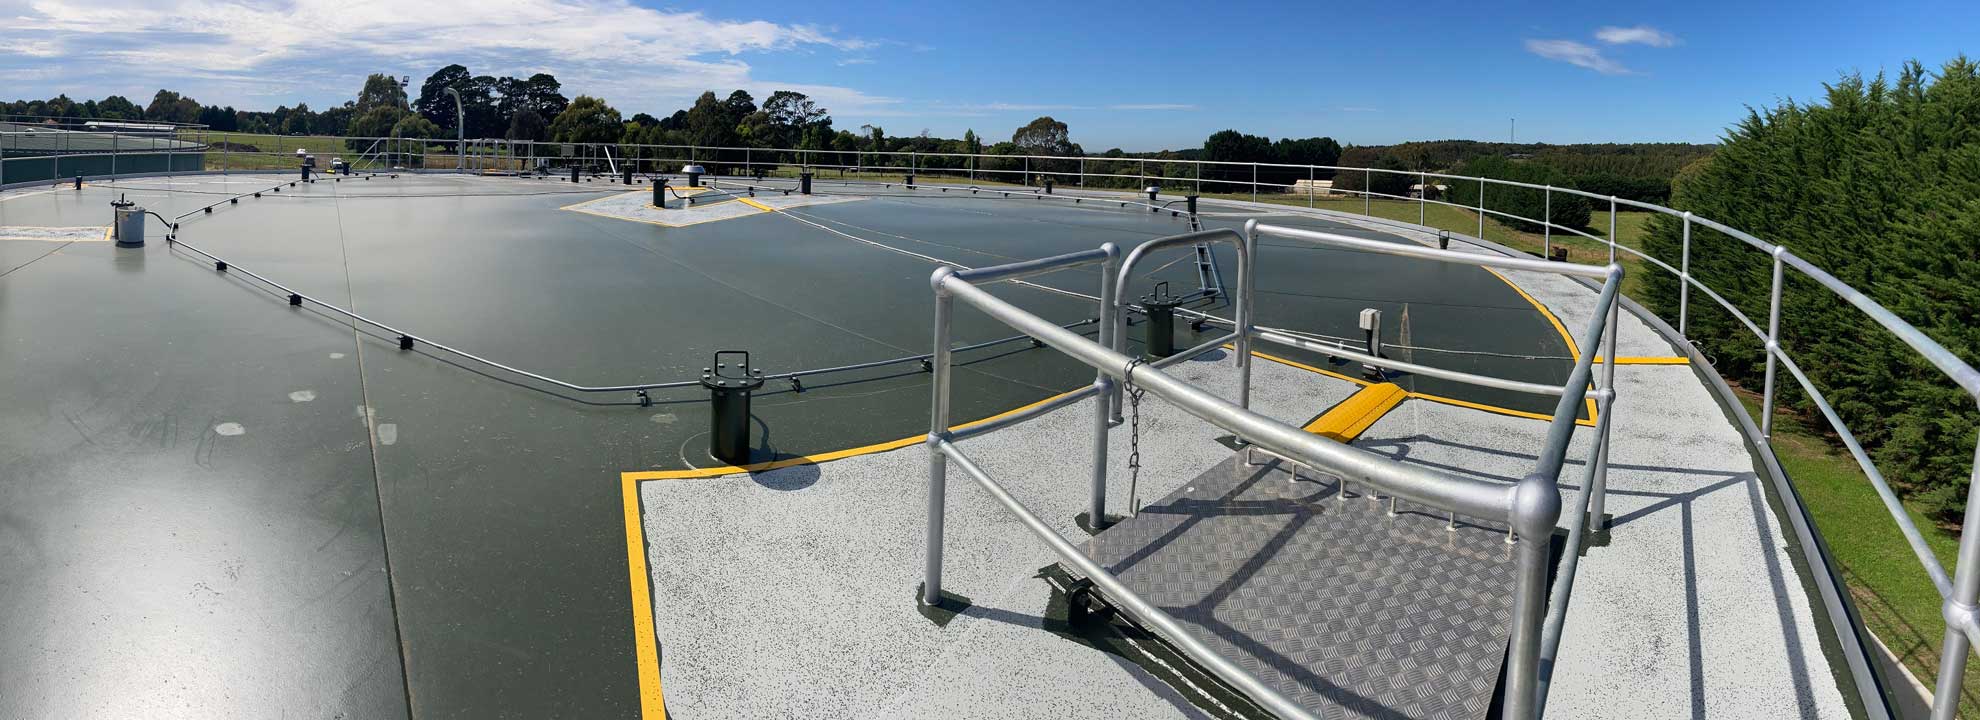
[{"xmin": 2, "ymin": 0, "xmax": 1975, "ymax": 150}]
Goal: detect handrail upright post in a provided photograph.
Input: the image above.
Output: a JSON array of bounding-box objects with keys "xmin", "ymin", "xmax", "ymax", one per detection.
[
  {"xmin": 1589, "ymin": 288, "xmax": 1621, "ymax": 529},
  {"xmin": 1238, "ymin": 221, "xmax": 1257, "ymax": 411},
  {"xmin": 923, "ymin": 271, "xmax": 957, "ymax": 606},
  {"xmin": 1929, "ymin": 437, "xmax": 1980, "ymax": 720},
  {"xmin": 1419, "ymin": 171, "xmax": 1427, "ymax": 225},
  {"xmin": 1477, "ymin": 179, "xmax": 1486, "ymax": 239},
  {"xmin": 1252, "ymin": 163, "xmax": 1258, "ymax": 203},
  {"xmin": 1504, "ymin": 473, "xmax": 1561, "ymax": 720},
  {"xmin": 1679, "ymin": 213, "xmax": 1693, "ymax": 334},
  {"xmin": 1363, "ymin": 168, "xmax": 1371, "ymax": 216},
  {"xmin": 1543, "ymin": 188, "xmax": 1552, "ymax": 258},
  {"xmin": 1609, "ymin": 197, "xmax": 1618, "ymax": 264},
  {"xmin": 1762, "ymin": 248, "xmax": 1785, "ymax": 437},
  {"xmin": 1091, "ymin": 244, "xmax": 1122, "ymax": 524}
]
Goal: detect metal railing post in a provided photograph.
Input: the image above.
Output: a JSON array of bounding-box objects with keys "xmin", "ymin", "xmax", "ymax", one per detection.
[
  {"xmin": 1419, "ymin": 171, "xmax": 1427, "ymax": 225},
  {"xmin": 1761, "ymin": 247, "xmax": 1785, "ymax": 437},
  {"xmin": 1090, "ymin": 243, "xmax": 1121, "ymax": 525},
  {"xmin": 1929, "ymin": 437, "xmax": 1980, "ymax": 720},
  {"xmin": 110, "ymin": 133, "xmax": 117, "ymax": 177},
  {"xmin": 1252, "ymin": 164, "xmax": 1258, "ymax": 203},
  {"xmin": 1679, "ymin": 213, "xmax": 1693, "ymax": 334},
  {"xmin": 1238, "ymin": 221, "xmax": 1256, "ymax": 410},
  {"xmin": 1307, "ymin": 165, "xmax": 1314, "ymax": 208},
  {"xmin": 1477, "ymin": 179, "xmax": 1486, "ymax": 239},
  {"xmin": 1543, "ymin": 188, "xmax": 1552, "ymax": 258},
  {"xmin": 1589, "ymin": 293, "xmax": 1620, "ymax": 529},
  {"xmin": 922, "ymin": 273, "xmax": 956, "ymax": 606},
  {"xmin": 1608, "ymin": 197, "xmax": 1618, "ymax": 264},
  {"xmin": 1504, "ymin": 473, "xmax": 1560, "ymax": 720},
  {"xmin": 1079, "ymin": 157, "xmax": 1085, "ymax": 188}
]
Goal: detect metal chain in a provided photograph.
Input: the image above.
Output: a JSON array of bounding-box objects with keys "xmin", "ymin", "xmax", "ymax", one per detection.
[{"xmin": 1123, "ymin": 358, "xmax": 1148, "ymax": 516}]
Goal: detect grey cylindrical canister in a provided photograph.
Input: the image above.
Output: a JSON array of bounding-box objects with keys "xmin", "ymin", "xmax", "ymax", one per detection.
[
  {"xmin": 701, "ymin": 351, "xmax": 765, "ymax": 465},
  {"xmin": 800, "ymin": 172, "xmax": 812, "ymax": 195},
  {"xmin": 1141, "ymin": 282, "xmax": 1184, "ymax": 359},
  {"xmin": 112, "ymin": 198, "xmax": 144, "ymax": 247},
  {"xmin": 684, "ymin": 164, "xmax": 706, "ymax": 187}
]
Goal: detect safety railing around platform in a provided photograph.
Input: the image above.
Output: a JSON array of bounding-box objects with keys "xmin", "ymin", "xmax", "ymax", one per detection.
[
  {"xmin": 10, "ymin": 134, "xmax": 1972, "ymax": 714},
  {"xmin": 923, "ymin": 222, "xmax": 1626, "ymax": 718}
]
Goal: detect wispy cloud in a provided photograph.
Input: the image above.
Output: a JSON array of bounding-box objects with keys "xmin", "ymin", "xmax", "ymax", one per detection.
[
  {"xmin": 1524, "ymin": 39, "xmax": 1632, "ymax": 75},
  {"xmin": 0, "ymin": 0, "xmax": 896, "ymax": 115},
  {"xmin": 837, "ymin": 58, "xmax": 875, "ymax": 66},
  {"xmin": 1338, "ymin": 106, "xmax": 1379, "ymax": 113},
  {"xmin": 1108, "ymin": 103, "xmax": 1195, "ymax": 111},
  {"xmin": 1595, "ymin": 25, "xmax": 1678, "ymax": 47}
]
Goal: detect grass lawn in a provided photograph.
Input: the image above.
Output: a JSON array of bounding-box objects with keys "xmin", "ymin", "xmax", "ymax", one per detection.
[
  {"xmin": 1212, "ymin": 187, "xmax": 1970, "ymax": 713},
  {"xmin": 1740, "ymin": 391, "xmax": 1979, "ymax": 715}
]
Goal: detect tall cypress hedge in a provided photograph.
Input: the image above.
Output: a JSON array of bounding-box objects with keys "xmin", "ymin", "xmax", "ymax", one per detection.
[{"xmin": 1640, "ymin": 58, "xmax": 1980, "ymax": 520}]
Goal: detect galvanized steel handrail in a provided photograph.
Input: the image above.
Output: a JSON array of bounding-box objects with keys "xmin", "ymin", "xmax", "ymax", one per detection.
[
  {"xmin": 10, "ymin": 135, "xmax": 1971, "ymax": 714},
  {"xmin": 925, "ymin": 223, "xmax": 1597, "ymax": 716}
]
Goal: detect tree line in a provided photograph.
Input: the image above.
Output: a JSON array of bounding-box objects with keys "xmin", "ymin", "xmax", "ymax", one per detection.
[{"xmin": 1640, "ymin": 57, "xmax": 1980, "ymax": 523}]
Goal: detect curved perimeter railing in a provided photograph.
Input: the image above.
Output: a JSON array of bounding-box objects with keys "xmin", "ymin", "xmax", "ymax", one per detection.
[{"xmin": 6, "ymin": 135, "xmax": 1972, "ymax": 715}]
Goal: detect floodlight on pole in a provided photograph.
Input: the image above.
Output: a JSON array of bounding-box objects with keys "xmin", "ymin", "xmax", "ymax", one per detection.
[{"xmin": 443, "ymin": 86, "xmax": 464, "ymax": 171}]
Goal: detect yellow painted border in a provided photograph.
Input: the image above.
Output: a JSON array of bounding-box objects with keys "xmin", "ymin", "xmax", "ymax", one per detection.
[
  {"xmin": 1303, "ymin": 382, "xmax": 1407, "ymax": 441},
  {"xmin": 613, "ymin": 384, "xmax": 1088, "ymax": 717},
  {"xmin": 1245, "ymin": 349, "xmax": 1598, "ymax": 428},
  {"xmin": 620, "ymin": 474, "xmax": 667, "ymax": 719},
  {"xmin": 1479, "ymin": 266, "xmax": 1601, "ymax": 424},
  {"xmin": 623, "ymin": 385, "xmax": 1085, "ymax": 482},
  {"xmin": 736, "ymin": 197, "xmax": 776, "ymax": 212}
]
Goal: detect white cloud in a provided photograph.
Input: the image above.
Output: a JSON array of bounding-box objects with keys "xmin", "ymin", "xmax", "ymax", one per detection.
[
  {"xmin": 1595, "ymin": 25, "xmax": 1678, "ymax": 47},
  {"xmin": 0, "ymin": 0, "xmax": 885, "ymax": 115},
  {"xmin": 1524, "ymin": 39, "xmax": 1632, "ymax": 75}
]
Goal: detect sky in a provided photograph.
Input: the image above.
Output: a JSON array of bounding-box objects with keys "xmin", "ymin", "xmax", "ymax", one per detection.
[{"xmin": 2, "ymin": 0, "xmax": 1976, "ymax": 151}]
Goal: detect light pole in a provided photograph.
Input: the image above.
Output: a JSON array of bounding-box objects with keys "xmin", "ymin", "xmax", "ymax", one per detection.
[{"xmin": 443, "ymin": 86, "xmax": 464, "ymax": 171}]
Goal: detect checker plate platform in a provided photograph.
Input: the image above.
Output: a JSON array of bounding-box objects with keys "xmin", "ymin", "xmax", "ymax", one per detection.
[{"xmin": 1081, "ymin": 453, "xmax": 1519, "ymax": 719}]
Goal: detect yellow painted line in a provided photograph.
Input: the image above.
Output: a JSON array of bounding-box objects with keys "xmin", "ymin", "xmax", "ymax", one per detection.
[
  {"xmin": 1596, "ymin": 356, "xmax": 1690, "ymax": 365},
  {"xmin": 737, "ymin": 197, "xmax": 776, "ymax": 212},
  {"xmin": 1480, "ymin": 266, "xmax": 1600, "ymax": 424},
  {"xmin": 1245, "ymin": 348, "xmax": 1597, "ymax": 428},
  {"xmin": 1303, "ymin": 382, "xmax": 1407, "ymax": 441},
  {"xmin": 622, "ymin": 385, "xmax": 1087, "ymax": 482},
  {"xmin": 619, "ymin": 475, "xmax": 667, "ymax": 719},
  {"xmin": 613, "ymin": 384, "xmax": 1091, "ymax": 716}
]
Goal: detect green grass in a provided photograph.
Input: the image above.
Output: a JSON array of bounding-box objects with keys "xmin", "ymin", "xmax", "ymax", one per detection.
[
  {"xmin": 1216, "ymin": 187, "xmax": 1972, "ymax": 712},
  {"xmin": 1738, "ymin": 390, "xmax": 1978, "ymax": 714},
  {"xmin": 177, "ymin": 130, "xmax": 448, "ymax": 171}
]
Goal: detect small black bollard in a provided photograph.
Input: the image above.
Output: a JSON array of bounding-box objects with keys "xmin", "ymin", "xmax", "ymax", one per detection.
[
  {"xmin": 1141, "ymin": 282, "xmax": 1184, "ymax": 359},
  {"xmin": 701, "ymin": 351, "xmax": 765, "ymax": 466},
  {"xmin": 1186, "ymin": 194, "xmax": 1198, "ymax": 215},
  {"xmin": 653, "ymin": 178, "xmax": 668, "ymax": 209},
  {"xmin": 904, "ymin": 173, "xmax": 915, "ymax": 187},
  {"xmin": 799, "ymin": 172, "xmax": 812, "ymax": 195},
  {"xmin": 74, "ymin": 174, "xmax": 83, "ymax": 190},
  {"xmin": 623, "ymin": 166, "xmax": 633, "ymax": 185},
  {"xmin": 1043, "ymin": 179, "xmax": 1054, "ymax": 194},
  {"xmin": 571, "ymin": 166, "xmax": 580, "ymax": 184},
  {"xmin": 1439, "ymin": 230, "xmax": 1451, "ymax": 250}
]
